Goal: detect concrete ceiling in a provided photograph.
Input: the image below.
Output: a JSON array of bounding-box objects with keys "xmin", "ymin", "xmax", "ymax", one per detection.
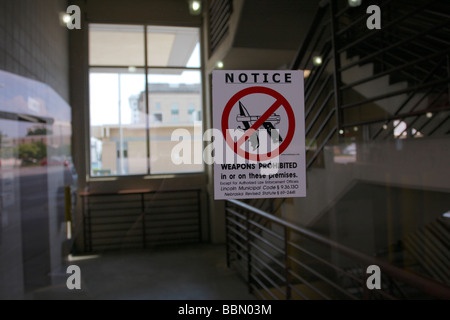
[
  {"xmin": 89, "ymin": 24, "xmax": 199, "ymax": 68},
  {"xmin": 213, "ymin": 0, "xmax": 319, "ymax": 70},
  {"xmin": 234, "ymin": 0, "xmax": 318, "ymax": 50}
]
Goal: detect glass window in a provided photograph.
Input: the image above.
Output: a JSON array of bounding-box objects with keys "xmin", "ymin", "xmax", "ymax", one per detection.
[
  {"xmin": 171, "ymin": 103, "xmax": 179, "ymax": 115},
  {"xmin": 151, "ymin": 113, "xmax": 163, "ymax": 123},
  {"xmin": 89, "ymin": 24, "xmax": 145, "ymax": 67},
  {"xmin": 187, "ymin": 103, "xmax": 195, "ymax": 115},
  {"xmin": 147, "ymin": 68, "xmax": 203, "ymax": 174},
  {"xmin": 89, "ymin": 24, "xmax": 203, "ymax": 177},
  {"xmin": 89, "ymin": 70, "xmax": 147, "ymax": 176},
  {"xmin": 147, "ymin": 26, "xmax": 200, "ymax": 67}
]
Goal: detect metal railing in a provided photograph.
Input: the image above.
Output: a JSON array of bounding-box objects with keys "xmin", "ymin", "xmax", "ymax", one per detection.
[
  {"xmin": 208, "ymin": 0, "xmax": 233, "ymax": 57},
  {"xmin": 225, "ymin": 199, "xmax": 450, "ymax": 300},
  {"xmin": 291, "ymin": 0, "xmax": 450, "ymax": 168},
  {"xmin": 80, "ymin": 189, "xmax": 202, "ymax": 252}
]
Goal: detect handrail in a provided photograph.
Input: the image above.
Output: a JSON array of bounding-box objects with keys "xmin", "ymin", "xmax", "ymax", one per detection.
[
  {"xmin": 336, "ymin": 0, "xmax": 439, "ymax": 55},
  {"xmin": 290, "ymin": 0, "xmax": 449, "ymax": 149},
  {"xmin": 340, "ymin": 78, "xmax": 450, "ymax": 110},
  {"xmin": 341, "ymin": 105, "xmax": 450, "ymax": 129},
  {"xmin": 226, "ymin": 199, "xmax": 450, "ymax": 300}
]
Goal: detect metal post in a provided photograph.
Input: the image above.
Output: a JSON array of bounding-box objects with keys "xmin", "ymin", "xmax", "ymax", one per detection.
[
  {"xmin": 447, "ymin": 54, "xmax": 450, "ymax": 105},
  {"xmin": 284, "ymin": 227, "xmax": 291, "ymax": 300},
  {"xmin": 82, "ymin": 195, "xmax": 87, "ymax": 252},
  {"xmin": 330, "ymin": 0, "xmax": 343, "ymax": 141},
  {"xmin": 246, "ymin": 210, "xmax": 252, "ymax": 293},
  {"xmin": 118, "ymin": 74, "xmax": 125, "ymax": 175},
  {"xmin": 225, "ymin": 202, "xmax": 230, "ymax": 268},
  {"xmin": 87, "ymin": 198, "xmax": 92, "ymax": 252},
  {"xmin": 144, "ymin": 27, "xmax": 151, "ymax": 175},
  {"xmin": 141, "ymin": 193, "xmax": 146, "ymax": 248},
  {"xmin": 197, "ymin": 190, "xmax": 202, "ymax": 243}
]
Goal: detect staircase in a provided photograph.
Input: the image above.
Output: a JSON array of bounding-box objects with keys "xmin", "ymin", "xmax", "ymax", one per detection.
[
  {"xmin": 291, "ymin": 0, "xmax": 450, "ymax": 169},
  {"xmin": 403, "ymin": 217, "xmax": 450, "ymax": 285},
  {"xmin": 287, "ymin": 0, "xmax": 450, "ymax": 225},
  {"xmin": 224, "ymin": 0, "xmax": 450, "ymax": 300},
  {"xmin": 225, "ymin": 199, "xmax": 450, "ymax": 300}
]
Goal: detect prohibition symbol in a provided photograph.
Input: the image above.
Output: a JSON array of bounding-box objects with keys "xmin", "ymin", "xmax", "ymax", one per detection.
[{"xmin": 221, "ymin": 86, "xmax": 295, "ymax": 161}]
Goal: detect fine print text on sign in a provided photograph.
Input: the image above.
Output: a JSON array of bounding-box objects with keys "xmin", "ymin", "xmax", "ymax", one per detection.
[{"xmin": 212, "ymin": 70, "xmax": 306, "ymax": 200}]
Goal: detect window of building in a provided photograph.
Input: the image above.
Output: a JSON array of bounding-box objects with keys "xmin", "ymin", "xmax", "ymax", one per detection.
[
  {"xmin": 89, "ymin": 24, "xmax": 203, "ymax": 176},
  {"xmin": 171, "ymin": 103, "xmax": 179, "ymax": 115},
  {"xmin": 187, "ymin": 103, "xmax": 195, "ymax": 115},
  {"xmin": 152, "ymin": 113, "xmax": 163, "ymax": 123}
]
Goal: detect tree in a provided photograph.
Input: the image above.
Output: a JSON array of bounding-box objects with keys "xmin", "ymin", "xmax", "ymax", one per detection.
[
  {"xmin": 18, "ymin": 141, "xmax": 47, "ymax": 165},
  {"xmin": 27, "ymin": 127, "xmax": 52, "ymax": 136}
]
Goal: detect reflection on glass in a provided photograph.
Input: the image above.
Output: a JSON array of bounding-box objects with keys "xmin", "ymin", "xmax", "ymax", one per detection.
[
  {"xmin": 89, "ymin": 71, "xmax": 147, "ymax": 176},
  {"xmin": 147, "ymin": 26, "xmax": 200, "ymax": 68},
  {"xmin": 89, "ymin": 24, "xmax": 145, "ymax": 67},
  {"xmin": 148, "ymin": 69, "xmax": 203, "ymax": 174},
  {"xmin": 89, "ymin": 68, "xmax": 204, "ymax": 176},
  {"xmin": 0, "ymin": 70, "xmax": 72, "ymax": 298},
  {"xmin": 89, "ymin": 24, "xmax": 203, "ymax": 177},
  {"xmin": 333, "ymin": 142, "xmax": 357, "ymax": 164}
]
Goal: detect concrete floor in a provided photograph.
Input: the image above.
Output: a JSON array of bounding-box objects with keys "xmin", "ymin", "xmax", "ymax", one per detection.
[{"xmin": 32, "ymin": 243, "xmax": 255, "ymax": 300}]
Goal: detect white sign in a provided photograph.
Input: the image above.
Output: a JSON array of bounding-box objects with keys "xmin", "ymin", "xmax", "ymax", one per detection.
[{"xmin": 212, "ymin": 70, "xmax": 306, "ymax": 200}]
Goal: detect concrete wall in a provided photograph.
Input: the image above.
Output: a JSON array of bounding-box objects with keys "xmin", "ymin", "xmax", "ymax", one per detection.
[
  {"xmin": 288, "ymin": 136, "xmax": 450, "ymax": 229},
  {"xmin": 0, "ymin": 0, "xmax": 70, "ymax": 101},
  {"xmin": 83, "ymin": 0, "xmax": 201, "ymax": 26},
  {"xmin": 0, "ymin": 0, "xmax": 71, "ymax": 299}
]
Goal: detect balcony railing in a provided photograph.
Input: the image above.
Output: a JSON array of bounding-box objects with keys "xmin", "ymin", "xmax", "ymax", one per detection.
[
  {"xmin": 225, "ymin": 199, "xmax": 450, "ymax": 300},
  {"xmin": 291, "ymin": 0, "xmax": 450, "ymax": 168}
]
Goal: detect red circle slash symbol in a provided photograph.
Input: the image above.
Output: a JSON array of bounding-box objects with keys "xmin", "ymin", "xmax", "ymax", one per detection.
[{"xmin": 221, "ymin": 86, "xmax": 295, "ymax": 161}]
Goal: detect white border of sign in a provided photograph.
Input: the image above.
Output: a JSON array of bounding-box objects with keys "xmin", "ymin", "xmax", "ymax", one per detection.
[{"xmin": 212, "ymin": 70, "xmax": 306, "ymax": 200}]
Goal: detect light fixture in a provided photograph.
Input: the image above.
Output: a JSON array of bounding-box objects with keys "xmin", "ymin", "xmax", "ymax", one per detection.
[
  {"xmin": 216, "ymin": 61, "xmax": 224, "ymax": 69},
  {"xmin": 188, "ymin": 0, "xmax": 202, "ymax": 15},
  {"xmin": 63, "ymin": 14, "xmax": 71, "ymax": 23},
  {"xmin": 128, "ymin": 66, "xmax": 137, "ymax": 72},
  {"xmin": 426, "ymin": 112, "xmax": 433, "ymax": 118},
  {"xmin": 313, "ymin": 56, "xmax": 322, "ymax": 66},
  {"xmin": 348, "ymin": 0, "xmax": 362, "ymax": 7},
  {"xmin": 339, "ymin": 129, "xmax": 344, "ymax": 135},
  {"xmin": 353, "ymin": 126, "xmax": 358, "ymax": 132},
  {"xmin": 443, "ymin": 211, "xmax": 450, "ymax": 219},
  {"xmin": 303, "ymin": 70, "xmax": 311, "ymax": 78},
  {"xmin": 382, "ymin": 124, "xmax": 388, "ymax": 130},
  {"xmin": 59, "ymin": 12, "xmax": 71, "ymax": 26}
]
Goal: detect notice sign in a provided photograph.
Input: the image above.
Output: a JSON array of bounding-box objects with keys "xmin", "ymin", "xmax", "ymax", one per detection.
[{"xmin": 212, "ymin": 70, "xmax": 306, "ymax": 200}]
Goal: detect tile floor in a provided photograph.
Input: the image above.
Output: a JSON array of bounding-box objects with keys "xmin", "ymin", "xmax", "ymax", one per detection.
[{"xmin": 32, "ymin": 243, "xmax": 255, "ymax": 300}]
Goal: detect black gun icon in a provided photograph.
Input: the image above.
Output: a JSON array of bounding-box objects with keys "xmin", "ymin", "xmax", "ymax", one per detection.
[{"xmin": 236, "ymin": 101, "xmax": 283, "ymax": 150}]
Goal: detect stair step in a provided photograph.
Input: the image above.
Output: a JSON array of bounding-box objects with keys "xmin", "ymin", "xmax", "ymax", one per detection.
[
  {"xmin": 254, "ymin": 281, "xmax": 338, "ymax": 300},
  {"xmin": 403, "ymin": 235, "xmax": 447, "ymax": 284}
]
